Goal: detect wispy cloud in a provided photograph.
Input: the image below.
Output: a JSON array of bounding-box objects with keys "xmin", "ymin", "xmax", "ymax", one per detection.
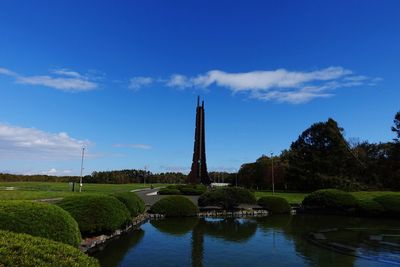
[
  {"xmin": 166, "ymin": 74, "xmax": 192, "ymax": 89},
  {"xmin": 0, "ymin": 68, "xmax": 17, "ymax": 76},
  {"xmin": 23, "ymin": 168, "xmax": 74, "ymax": 176},
  {"xmin": 129, "ymin": 76, "xmax": 153, "ymax": 90},
  {"xmin": 159, "ymin": 165, "xmax": 190, "ymax": 173},
  {"xmin": 113, "ymin": 143, "xmax": 152, "ymax": 150},
  {"xmin": 0, "ymin": 123, "xmax": 91, "ymax": 159},
  {"xmin": 163, "ymin": 67, "xmax": 379, "ymax": 103},
  {"xmin": 0, "ymin": 67, "xmax": 99, "ymax": 92}
]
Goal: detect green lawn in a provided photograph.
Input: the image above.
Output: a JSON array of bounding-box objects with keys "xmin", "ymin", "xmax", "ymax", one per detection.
[
  {"xmin": 255, "ymin": 191, "xmax": 307, "ymax": 205},
  {"xmin": 0, "ymin": 182, "xmax": 169, "ymax": 200},
  {"xmin": 255, "ymin": 190, "xmax": 400, "ymax": 205},
  {"xmin": 1, "ymin": 182, "xmax": 399, "ymax": 203}
]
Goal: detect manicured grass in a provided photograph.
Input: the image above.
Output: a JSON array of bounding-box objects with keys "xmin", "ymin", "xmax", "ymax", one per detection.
[
  {"xmin": 255, "ymin": 192, "xmax": 307, "ymax": 205},
  {"xmin": 351, "ymin": 191, "xmax": 400, "ymax": 201},
  {"xmin": 0, "ymin": 182, "xmax": 169, "ymax": 200},
  {"xmin": 255, "ymin": 191, "xmax": 400, "ymax": 205}
]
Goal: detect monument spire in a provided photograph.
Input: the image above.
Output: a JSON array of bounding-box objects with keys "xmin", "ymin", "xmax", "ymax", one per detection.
[{"xmin": 188, "ymin": 96, "xmax": 211, "ymax": 185}]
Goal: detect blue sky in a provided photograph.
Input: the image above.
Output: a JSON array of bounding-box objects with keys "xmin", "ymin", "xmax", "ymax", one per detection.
[{"xmin": 0, "ymin": 1, "xmax": 399, "ymax": 175}]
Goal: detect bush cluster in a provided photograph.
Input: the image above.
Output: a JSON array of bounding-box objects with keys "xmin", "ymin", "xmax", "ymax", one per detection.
[
  {"xmin": 150, "ymin": 196, "xmax": 198, "ymax": 217},
  {"xmin": 57, "ymin": 195, "xmax": 131, "ymax": 236},
  {"xmin": 112, "ymin": 192, "xmax": 145, "ymax": 217},
  {"xmin": 257, "ymin": 196, "xmax": 291, "ymax": 214},
  {"xmin": 373, "ymin": 194, "xmax": 400, "ymax": 217},
  {"xmin": 302, "ymin": 189, "xmax": 358, "ymax": 212},
  {"xmin": 158, "ymin": 188, "xmax": 181, "ymax": 195},
  {"xmin": 0, "ymin": 200, "xmax": 81, "ymax": 247},
  {"xmin": 158, "ymin": 184, "xmax": 207, "ymax": 195},
  {"xmin": 0, "ymin": 230, "xmax": 99, "ymax": 267},
  {"xmin": 198, "ymin": 187, "xmax": 256, "ymax": 210},
  {"xmin": 356, "ymin": 199, "xmax": 384, "ymax": 216}
]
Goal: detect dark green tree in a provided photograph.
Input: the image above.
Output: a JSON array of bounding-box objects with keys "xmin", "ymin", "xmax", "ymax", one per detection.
[
  {"xmin": 286, "ymin": 118, "xmax": 362, "ymax": 191},
  {"xmin": 392, "ymin": 111, "xmax": 400, "ymax": 142}
]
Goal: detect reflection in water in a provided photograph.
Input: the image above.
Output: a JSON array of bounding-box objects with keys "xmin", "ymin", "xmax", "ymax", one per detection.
[
  {"xmin": 92, "ymin": 229, "xmax": 144, "ymax": 267},
  {"xmin": 150, "ymin": 217, "xmax": 199, "ymax": 236},
  {"xmin": 93, "ymin": 215, "xmax": 400, "ymax": 267}
]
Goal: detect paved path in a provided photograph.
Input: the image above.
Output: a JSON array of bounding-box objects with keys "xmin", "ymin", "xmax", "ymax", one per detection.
[{"xmin": 134, "ymin": 188, "xmax": 199, "ymax": 207}]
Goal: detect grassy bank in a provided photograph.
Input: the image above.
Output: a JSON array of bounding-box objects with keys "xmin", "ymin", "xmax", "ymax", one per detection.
[
  {"xmin": 255, "ymin": 191, "xmax": 400, "ymax": 205},
  {"xmin": 0, "ymin": 182, "xmax": 168, "ymax": 200}
]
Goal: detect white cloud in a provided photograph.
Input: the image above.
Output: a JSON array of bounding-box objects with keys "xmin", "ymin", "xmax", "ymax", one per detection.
[
  {"xmin": 16, "ymin": 75, "xmax": 97, "ymax": 91},
  {"xmin": 0, "ymin": 123, "xmax": 91, "ymax": 159},
  {"xmin": 0, "ymin": 67, "xmax": 98, "ymax": 92},
  {"xmin": 51, "ymin": 68, "xmax": 83, "ymax": 78},
  {"xmin": 19, "ymin": 168, "xmax": 74, "ymax": 176},
  {"xmin": 0, "ymin": 67, "xmax": 17, "ymax": 76},
  {"xmin": 159, "ymin": 165, "xmax": 190, "ymax": 173},
  {"xmin": 164, "ymin": 67, "xmax": 379, "ymax": 103},
  {"xmin": 113, "ymin": 143, "xmax": 152, "ymax": 150},
  {"xmin": 129, "ymin": 76, "xmax": 153, "ymax": 90},
  {"xmin": 166, "ymin": 74, "xmax": 192, "ymax": 89}
]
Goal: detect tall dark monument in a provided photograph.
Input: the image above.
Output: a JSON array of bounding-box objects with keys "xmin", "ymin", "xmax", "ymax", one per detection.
[{"xmin": 188, "ymin": 96, "xmax": 212, "ymax": 185}]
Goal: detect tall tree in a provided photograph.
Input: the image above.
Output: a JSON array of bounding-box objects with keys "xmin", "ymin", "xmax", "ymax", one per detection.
[
  {"xmin": 392, "ymin": 111, "xmax": 400, "ymax": 142},
  {"xmin": 286, "ymin": 118, "xmax": 361, "ymax": 191}
]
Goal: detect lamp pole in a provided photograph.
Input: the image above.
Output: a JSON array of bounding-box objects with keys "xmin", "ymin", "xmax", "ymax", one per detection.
[
  {"xmin": 144, "ymin": 165, "xmax": 148, "ymax": 185},
  {"xmin": 271, "ymin": 152, "xmax": 275, "ymax": 195},
  {"xmin": 79, "ymin": 147, "xmax": 85, "ymax": 193}
]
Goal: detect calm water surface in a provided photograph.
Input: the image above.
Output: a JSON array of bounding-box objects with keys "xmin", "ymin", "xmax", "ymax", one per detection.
[{"xmin": 93, "ymin": 214, "xmax": 400, "ymax": 267}]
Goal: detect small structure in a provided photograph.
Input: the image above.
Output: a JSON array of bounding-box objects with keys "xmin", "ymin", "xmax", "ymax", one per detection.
[
  {"xmin": 188, "ymin": 97, "xmax": 212, "ymax": 185},
  {"xmin": 210, "ymin": 183, "xmax": 230, "ymax": 188}
]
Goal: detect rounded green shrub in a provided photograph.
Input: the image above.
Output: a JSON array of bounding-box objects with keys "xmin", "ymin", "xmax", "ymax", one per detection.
[
  {"xmin": 158, "ymin": 184, "xmax": 206, "ymax": 195},
  {"xmin": 57, "ymin": 195, "xmax": 131, "ymax": 236},
  {"xmin": 112, "ymin": 192, "xmax": 145, "ymax": 217},
  {"xmin": 374, "ymin": 194, "xmax": 400, "ymax": 217},
  {"xmin": 0, "ymin": 230, "xmax": 99, "ymax": 267},
  {"xmin": 302, "ymin": 189, "xmax": 358, "ymax": 212},
  {"xmin": 150, "ymin": 196, "xmax": 198, "ymax": 217},
  {"xmin": 257, "ymin": 196, "xmax": 291, "ymax": 214},
  {"xmin": 179, "ymin": 184, "xmax": 207, "ymax": 195},
  {"xmin": 0, "ymin": 200, "xmax": 81, "ymax": 247},
  {"xmin": 357, "ymin": 199, "xmax": 384, "ymax": 216},
  {"xmin": 198, "ymin": 187, "xmax": 256, "ymax": 210},
  {"xmin": 158, "ymin": 188, "xmax": 181, "ymax": 195}
]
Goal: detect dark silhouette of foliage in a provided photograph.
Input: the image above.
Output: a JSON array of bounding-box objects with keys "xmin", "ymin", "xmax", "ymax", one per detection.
[{"xmin": 392, "ymin": 111, "xmax": 400, "ymax": 142}]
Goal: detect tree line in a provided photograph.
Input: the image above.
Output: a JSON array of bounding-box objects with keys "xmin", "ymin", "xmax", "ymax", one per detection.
[
  {"xmin": 237, "ymin": 111, "xmax": 400, "ymax": 191},
  {"xmin": 2, "ymin": 111, "xmax": 399, "ymax": 192}
]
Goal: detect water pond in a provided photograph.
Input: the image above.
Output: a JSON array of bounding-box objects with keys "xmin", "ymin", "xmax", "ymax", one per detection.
[{"xmin": 93, "ymin": 214, "xmax": 400, "ymax": 267}]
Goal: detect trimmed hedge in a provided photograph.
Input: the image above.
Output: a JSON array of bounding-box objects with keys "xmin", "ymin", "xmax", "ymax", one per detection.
[
  {"xmin": 158, "ymin": 188, "xmax": 182, "ymax": 195},
  {"xmin": 150, "ymin": 196, "xmax": 198, "ymax": 217},
  {"xmin": 179, "ymin": 184, "xmax": 207, "ymax": 195},
  {"xmin": 374, "ymin": 194, "xmax": 400, "ymax": 217},
  {"xmin": 57, "ymin": 195, "xmax": 131, "ymax": 236},
  {"xmin": 357, "ymin": 199, "xmax": 384, "ymax": 216},
  {"xmin": 257, "ymin": 196, "xmax": 291, "ymax": 214},
  {"xmin": 302, "ymin": 189, "xmax": 358, "ymax": 212},
  {"xmin": 158, "ymin": 184, "xmax": 207, "ymax": 196},
  {"xmin": 112, "ymin": 192, "xmax": 145, "ymax": 217},
  {"xmin": 198, "ymin": 187, "xmax": 256, "ymax": 210},
  {"xmin": 0, "ymin": 230, "xmax": 98, "ymax": 267},
  {"xmin": 0, "ymin": 200, "xmax": 81, "ymax": 247}
]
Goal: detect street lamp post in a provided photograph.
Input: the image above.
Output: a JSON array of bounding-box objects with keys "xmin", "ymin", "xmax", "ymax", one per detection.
[
  {"xmin": 79, "ymin": 147, "xmax": 85, "ymax": 193},
  {"xmin": 271, "ymin": 152, "xmax": 275, "ymax": 195}
]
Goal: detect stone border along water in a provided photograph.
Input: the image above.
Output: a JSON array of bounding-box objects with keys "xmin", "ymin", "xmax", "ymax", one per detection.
[
  {"xmin": 81, "ymin": 213, "xmax": 150, "ymax": 253},
  {"xmin": 307, "ymin": 228, "xmax": 400, "ymax": 265},
  {"xmin": 81, "ymin": 209, "xmax": 271, "ymax": 253}
]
